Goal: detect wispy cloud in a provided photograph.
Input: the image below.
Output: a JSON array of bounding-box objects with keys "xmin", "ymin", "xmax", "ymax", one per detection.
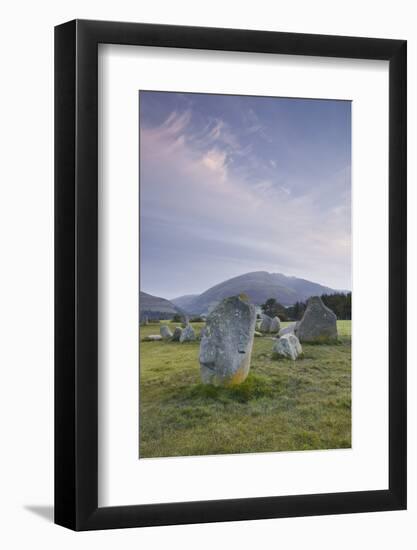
[
  {"xmin": 159, "ymin": 109, "xmax": 191, "ymax": 135},
  {"xmin": 200, "ymin": 149, "xmax": 228, "ymax": 181}
]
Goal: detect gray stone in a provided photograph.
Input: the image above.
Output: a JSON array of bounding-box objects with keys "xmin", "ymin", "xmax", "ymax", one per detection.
[
  {"xmin": 143, "ymin": 334, "xmax": 163, "ymax": 342},
  {"xmin": 180, "ymin": 324, "xmax": 196, "ymax": 343},
  {"xmin": 171, "ymin": 327, "xmax": 182, "ymax": 341},
  {"xmin": 273, "ymin": 334, "xmax": 302, "ymax": 360},
  {"xmin": 269, "ymin": 316, "xmax": 281, "ymax": 333},
  {"xmin": 295, "ymin": 296, "xmax": 338, "ymax": 343},
  {"xmin": 160, "ymin": 325, "xmax": 173, "ymax": 340},
  {"xmin": 259, "ymin": 314, "xmax": 272, "ymax": 333},
  {"xmin": 199, "ymin": 295, "xmax": 256, "ymax": 386},
  {"xmin": 278, "ymin": 322, "xmax": 296, "ymax": 337},
  {"xmin": 254, "ymin": 331, "xmax": 262, "ymax": 337},
  {"xmin": 181, "ymin": 315, "xmax": 190, "ymax": 328}
]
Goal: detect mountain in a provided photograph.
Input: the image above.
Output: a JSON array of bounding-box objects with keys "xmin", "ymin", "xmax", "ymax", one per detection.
[
  {"xmin": 139, "ymin": 291, "xmax": 184, "ymax": 321},
  {"xmin": 171, "ymin": 294, "xmax": 198, "ymax": 310},
  {"xmin": 176, "ymin": 271, "xmax": 338, "ymax": 314}
]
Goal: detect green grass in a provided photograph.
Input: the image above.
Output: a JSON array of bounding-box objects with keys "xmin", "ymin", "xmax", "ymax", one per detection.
[{"xmin": 139, "ymin": 320, "xmax": 351, "ymax": 458}]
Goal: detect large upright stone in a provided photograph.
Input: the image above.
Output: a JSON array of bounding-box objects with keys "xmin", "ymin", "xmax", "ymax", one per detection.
[
  {"xmin": 270, "ymin": 316, "xmax": 281, "ymax": 333},
  {"xmin": 180, "ymin": 324, "xmax": 196, "ymax": 343},
  {"xmin": 199, "ymin": 295, "xmax": 256, "ymax": 386},
  {"xmin": 295, "ymin": 296, "xmax": 338, "ymax": 343},
  {"xmin": 160, "ymin": 325, "xmax": 173, "ymax": 340}
]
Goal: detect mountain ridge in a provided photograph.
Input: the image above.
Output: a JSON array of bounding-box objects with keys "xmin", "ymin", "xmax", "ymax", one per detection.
[
  {"xmin": 171, "ymin": 271, "xmax": 341, "ymax": 314},
  {"xmin": 170, "ymin": 294, "xmax": 198, "ymax": 311},
  {"xmin": 139, "ymin": 291, "xmax": 184, "ymax": 321}
]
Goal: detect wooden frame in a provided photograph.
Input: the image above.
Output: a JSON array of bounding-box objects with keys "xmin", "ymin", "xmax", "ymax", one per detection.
[{"xmin": 55, "ymin": 19, "xmax": 407, "ymax": 531}]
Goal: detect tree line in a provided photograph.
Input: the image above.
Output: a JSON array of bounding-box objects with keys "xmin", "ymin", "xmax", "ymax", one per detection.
[{"xmin": 261, "ymin": 292, "xmax": 352, "ymax": 321}]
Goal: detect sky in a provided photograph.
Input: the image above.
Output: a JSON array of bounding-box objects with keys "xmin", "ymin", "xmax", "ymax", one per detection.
[{"xmin": 139, "ymin": 91, "xmax": 351, "ymax": 299}]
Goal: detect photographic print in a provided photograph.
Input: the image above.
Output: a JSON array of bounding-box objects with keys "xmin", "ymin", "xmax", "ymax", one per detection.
[{"xmin": 139, "ymin": 91, "xmax": 351, "ymax": 459}]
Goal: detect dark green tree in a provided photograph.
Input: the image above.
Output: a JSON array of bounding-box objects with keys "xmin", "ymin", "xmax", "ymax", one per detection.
[
  {"xmin": 285, "ymin": 293, "xmax": 351, "ymax": 321},
  {"xmin": 285, "ymin": 301, "xmax": 306, "ymax": 321},
  {"xmin": 261, "ymin": 298, "xmax": 288, "ymax": 321},
  {"xmin": 321, "ymin": 292, "xmax": 351, "ymax": 320}
]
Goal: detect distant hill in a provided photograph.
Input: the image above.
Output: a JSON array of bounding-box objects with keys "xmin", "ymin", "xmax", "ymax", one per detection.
[
  {"xmin": 174, "ymin": 271, "xmax": 338, "ymax": 314},
  {"xmin": 139, "ymin": 291, "xmax": 184, "ymax": 321},
  {"xmin": 171, "ymin": 294, "xmax": 198, "ymax": 311}
]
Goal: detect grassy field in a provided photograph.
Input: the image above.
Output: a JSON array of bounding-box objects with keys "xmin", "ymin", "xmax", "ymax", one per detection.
[{"xmin": 139, "ymin": 320, "xmax": 351, "ymax": 458}]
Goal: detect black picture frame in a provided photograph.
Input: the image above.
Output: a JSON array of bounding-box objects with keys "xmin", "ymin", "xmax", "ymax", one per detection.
[{"xmin": 55, "ymin": 19, "xmax": 407, "ymax": 531}]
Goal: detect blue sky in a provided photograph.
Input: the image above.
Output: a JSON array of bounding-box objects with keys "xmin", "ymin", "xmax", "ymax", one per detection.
[{"xmin": 140, "ymin": 91, "xmax": 351, "ymax": 299}]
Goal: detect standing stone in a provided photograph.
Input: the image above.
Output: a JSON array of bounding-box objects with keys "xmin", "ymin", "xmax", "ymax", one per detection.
[
  {"xmin": 273, "ymin": 334, "xmax": 302, "ymax": 360},
  {"xmin": 171, "ymin": 327, "xmax": 182, "ymax": 342},
  {"xmin": 295, "ymin": 296, "xmax": 338, "ymax": 343},
  {"xmin": 269, "ymin": 316, "xmax": 281, "ymax": 333},
  {"xmin": 180, "ymin": 324, "xmax": 196, "ymax": 343},
  {"xmin": 199, "ymin": 295, "xmax": 256, "ymax": 386},
  {"xmin": 259, "ymin": 314, "xmax": 272, "ymax": 333},
  {"xmin": 160, "ymin": 325, "xmax": 173, "ymax": 340},
  {"xmin": 181, "ymin": 315, "xmax": 190, "ymax": 328},
  {"xmin": 140, "ymin": 315, "xmax": 149, "ymax": 326}
]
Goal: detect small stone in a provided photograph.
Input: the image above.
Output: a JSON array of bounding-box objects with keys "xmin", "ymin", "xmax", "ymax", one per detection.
[
  {"xmin": 269, "ymin": 316, "xmax": 281, "ymax": 333},
  {"xmin": 180, "ymin": 324, "xmax": 196, "ymax": 343},
  {"xmin": 160, "ymin": 325, "xmax": 173, "ymax": 340},
  {"xmin": 171, "ymin": 327, "xmax": 182, "ymax": 341},
  {"xmin": 273, "ymin": 334, "xmax": 302, "ymax": 360},
  {"xmin": 259, "ymin": 314, "xmax": 272, "ymax": 333},
  {"xmin": 254, "ymin": 331, "xmax": 262, "ymax": 337},
  {"xmin": 143, "ymin": 334, "xmax": 163, "ymax": 342}
]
